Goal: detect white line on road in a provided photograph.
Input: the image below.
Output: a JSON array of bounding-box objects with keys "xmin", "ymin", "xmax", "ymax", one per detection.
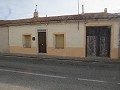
[
  {"xmin": 78, "ymin": 78, "xmax": 120, "ymax": 85},
  {"xmin": 0, "ymin": 68, "xmax": 67, "ymax": 79},
  {"xmin": 78, "ymin": 78, "xmax": 106, "ymax": 83},
  {"xmin": 0, "ymin": 68, "xmax": 120, "ymax": 85}
]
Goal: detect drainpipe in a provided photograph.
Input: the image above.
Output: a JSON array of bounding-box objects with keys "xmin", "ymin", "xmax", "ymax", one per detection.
[
  {"xmin": 8, "ymin": 25, "xmax": 10, "ymax": 53},
  {"xmin": 118, "ymin": 23, "xmax": 120, "ymax": 59}
]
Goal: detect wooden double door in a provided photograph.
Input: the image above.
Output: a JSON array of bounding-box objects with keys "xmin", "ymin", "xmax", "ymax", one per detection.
[
  {"xmin": 86, "ymin": 26, "xmax": 111, "ymax": 57},
  {"xmin": 38, "ymin": 32, "xmax": 46, "ymax": 53}
]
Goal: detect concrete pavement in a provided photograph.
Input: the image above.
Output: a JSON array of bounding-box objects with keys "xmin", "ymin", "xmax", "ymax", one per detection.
[{"xmin": 0, "ymin": 53, "xmax": 120, "ymax": 64}]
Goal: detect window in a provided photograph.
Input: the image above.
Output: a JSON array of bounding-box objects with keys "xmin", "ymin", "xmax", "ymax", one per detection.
[
  {"xmin": 23, "ymin": 35, "xmax": 31, "ymax": 48},
  {"xmin": 55, "ymin": 34, "xmax": 64, "ymax": 49}
]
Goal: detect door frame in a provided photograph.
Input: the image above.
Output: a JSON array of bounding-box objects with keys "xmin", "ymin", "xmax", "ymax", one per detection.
[{"xmin": 37, "ymin": 29, "xmax": 47, "ymax": 54}]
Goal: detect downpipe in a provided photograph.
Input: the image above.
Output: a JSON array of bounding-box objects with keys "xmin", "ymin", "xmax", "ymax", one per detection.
[{"xmin": 118, "ymin": 23, "xmax": 120, "ymax": 59}]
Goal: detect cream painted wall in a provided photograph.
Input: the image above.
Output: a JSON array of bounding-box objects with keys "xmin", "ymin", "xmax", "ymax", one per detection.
[
  {"xmin": 113, "ymin": 22, "xmax": 119, "ymax": 48},
  {"xmin": 9, "ymin": 25, "xmax": 38, "ymax": 47},
  {"xmin": 9, "ymin": 22, "xmax": 85, "ymax": 54},
  {"xmin": 8, "ymin": 20, "xmax": 120, "ymax": 58},
  {"xmin": 0, "ymin": 26, "xmax": 9, "ymax": 53},
  {"xmin": 10, "ymin": 21, "xmax": 119, "ymax": 49},
  {"xmin": 47, "ymin": 22, "xmax": 85, "ymax": 48},
  {"xmin": 9, "ymin": 24, "xmax": 48, "ymax": 54}
]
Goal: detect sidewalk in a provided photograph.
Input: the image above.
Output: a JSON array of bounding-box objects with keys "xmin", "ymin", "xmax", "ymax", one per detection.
[{"xmin": 0, "ymin": 53, "xmax": 120, "ymax": 63}]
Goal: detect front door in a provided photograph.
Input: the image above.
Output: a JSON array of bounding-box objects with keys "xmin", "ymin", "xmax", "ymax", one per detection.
[
  {"xmin": 38, "ymin": 32, "xmax": 46, "ymax": 53},
  {"xmin": 86, "ymin": 26, "xmax": 111, "ymax": 57}
]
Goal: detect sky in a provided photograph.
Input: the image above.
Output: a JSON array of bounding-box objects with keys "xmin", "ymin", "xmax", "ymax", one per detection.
[{"xmin": 0, "ymin": 0, "xmax": 120, "ymax": 20}]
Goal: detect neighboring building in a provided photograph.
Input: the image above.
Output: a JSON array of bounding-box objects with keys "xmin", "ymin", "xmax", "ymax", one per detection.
[
  {"xmin": 0, "ymin": 24, "xmax": 9, "ymax": 53},
  {"xmin": 0, "ymin": 10, "xmax": 120, "ymax": 59}
]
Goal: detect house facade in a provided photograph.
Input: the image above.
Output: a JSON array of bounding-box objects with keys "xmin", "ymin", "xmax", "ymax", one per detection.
[{"xmin": 0, "ymin": 12, "xmax": 120, "ymax": 59}]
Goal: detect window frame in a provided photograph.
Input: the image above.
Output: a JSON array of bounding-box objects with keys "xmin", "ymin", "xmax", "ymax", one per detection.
[
  {"xmin": 54, "ymin": 33, "xmax": 65, "ymax": 49},
  {"xmin": 23, "ymin": 34, "xmax": 31, "ymax": 48}
]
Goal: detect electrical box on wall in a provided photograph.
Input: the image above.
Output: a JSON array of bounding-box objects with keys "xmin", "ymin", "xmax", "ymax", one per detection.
[{"xmin": 32, "ymin": 37, "xmax": 35, "ymax": 41}]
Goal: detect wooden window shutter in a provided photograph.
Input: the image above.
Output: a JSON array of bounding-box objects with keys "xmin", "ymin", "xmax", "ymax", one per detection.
[
  {"xmin": 24, "ymin": 35, "xmax": 31, "ymax": 48},
  {"xmin": 55, "ymin": 34, "xmax": 64, "ymax": 49}
]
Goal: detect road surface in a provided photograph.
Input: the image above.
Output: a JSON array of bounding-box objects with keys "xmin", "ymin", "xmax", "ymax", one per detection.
[{"xmin": 0, "ymin": 55, "xmax": 120, "ymax": 90}]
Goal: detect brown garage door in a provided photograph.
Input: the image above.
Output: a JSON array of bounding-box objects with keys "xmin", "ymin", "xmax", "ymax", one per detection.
[{"xmin": 86, "ymin": 26, "xmax": 111, "ymax": 57}]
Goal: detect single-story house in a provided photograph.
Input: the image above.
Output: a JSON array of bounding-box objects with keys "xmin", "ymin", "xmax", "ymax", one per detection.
[{"xmin": 0, "ymin": 10, "xmax": 120, "ymax": 59}]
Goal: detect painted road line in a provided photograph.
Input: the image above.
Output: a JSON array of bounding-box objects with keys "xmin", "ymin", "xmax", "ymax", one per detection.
[
  {"xmin": 0, "ymin": 68, "xmax": 120, "ymax": 85},
  {"xmin": 78, "ymin": 78, "xmax": 106, "ymax": 83},
  {"xmin": 78, "ymin": 78, "xmax": 120, "ymax": 85},
  {"xmin": 0, "ymin": 68, "xmax": 67, "ymax": 79}
]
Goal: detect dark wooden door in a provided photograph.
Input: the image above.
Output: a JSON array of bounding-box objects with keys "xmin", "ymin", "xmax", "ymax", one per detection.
[
  {"xmin": 38, "ymin": 32, "xmax": 46, "ymax": 53},
  {"xmin": 86, "ymin": 26, "xmax": 111, "ymax": 57}
]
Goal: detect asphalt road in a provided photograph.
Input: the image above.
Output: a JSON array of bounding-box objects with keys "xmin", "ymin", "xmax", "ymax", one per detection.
[{"xmin": 0, "ymin": 55, "xmax": 120, "ymax": 90}]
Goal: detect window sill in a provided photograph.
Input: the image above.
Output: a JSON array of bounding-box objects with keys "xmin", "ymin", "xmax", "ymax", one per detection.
[
  {"xmin": 23, "ymin": 47, "xmax": 31, "ymax": 48},
  {"xmin": 55, "ymin": 48, "xmax": 64, "ymax": 49}
]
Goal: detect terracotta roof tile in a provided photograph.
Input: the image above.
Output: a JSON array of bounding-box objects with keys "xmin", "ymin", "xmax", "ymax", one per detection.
[{"xmin": 0, "ymin": 12, "xmax": 120, "ymax": 25}]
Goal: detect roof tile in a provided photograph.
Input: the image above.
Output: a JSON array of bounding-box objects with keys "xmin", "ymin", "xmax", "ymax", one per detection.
[{"xmin": 0, "ymin": 12, "xmax": 120, "ymax": 25}]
